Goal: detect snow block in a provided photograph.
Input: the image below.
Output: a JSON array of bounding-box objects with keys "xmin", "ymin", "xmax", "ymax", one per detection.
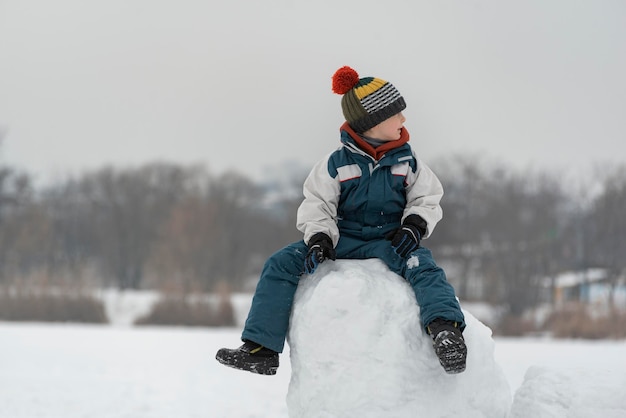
[
  {"xmin": 287, "ymin": 259, "xmax": 511, "ymax": 418},
  {"xmin": 508, "ymin": 366, "xmax": 626, "ymax": 418}
]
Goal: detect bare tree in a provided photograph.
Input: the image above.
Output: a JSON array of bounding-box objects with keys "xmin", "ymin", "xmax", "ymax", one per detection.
[
  {"xmin": 74, "ymin": 163, "xmax": 203, "ymax": 289},
  {"xmin": 431, "ymin": 155, "xmax": 571, "ymax": 314},
  {"xmin": 0, "ymin": 165, "xmax": 36, "ymax": 282},
  {"xmin": 429, "ymin": 155, "xmax": 494, "ymax": 300},
  {"xmin": 147, "ymin": 169, "xmax": 294, "ymax": 292},
  {"xmin": 587, "ymin": 166, "xmax": 626, "ymax": 311}
]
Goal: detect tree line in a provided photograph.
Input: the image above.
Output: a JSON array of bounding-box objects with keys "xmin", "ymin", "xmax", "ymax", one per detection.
[
  {"xmin": 0, "ymin": 161, "xmax": 302, "ymax": 294},
  {"xmin": 1, "ymin": 154, "xmax": 625, "ymax": 318},
  {"xmin": 428, "ymin": 155, "xmax": 626, "ymax": 317}
]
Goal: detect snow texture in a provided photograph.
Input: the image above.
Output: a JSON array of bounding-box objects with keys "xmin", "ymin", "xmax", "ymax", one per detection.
[{"xmin": 287, "ymin": 259, "xmax": 512, "ymax": 418}]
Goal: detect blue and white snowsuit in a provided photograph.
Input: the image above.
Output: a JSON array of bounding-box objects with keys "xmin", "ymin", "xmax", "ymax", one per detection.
[{"xmin": 242, "ymin": 124, "xmax": 465, "ymax": 353}]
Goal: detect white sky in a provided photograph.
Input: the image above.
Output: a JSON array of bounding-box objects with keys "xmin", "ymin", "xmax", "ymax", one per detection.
[{"xmin": 1, "ymin": 0, "xmax": 625, "ymax": 186}]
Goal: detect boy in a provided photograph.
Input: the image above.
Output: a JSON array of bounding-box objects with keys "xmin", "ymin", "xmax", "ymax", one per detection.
[{"xmin": 216, "ymin": 66, "xmax": 467, "ymax": 375}]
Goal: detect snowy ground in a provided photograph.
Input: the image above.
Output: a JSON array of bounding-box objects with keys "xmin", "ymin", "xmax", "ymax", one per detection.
[
  {"xmin": 2, "ymin": 260, "xmax": 625, "ymax": 417},
  {"xmin": 1, "ymin": 323, "xmax": 625, "ymax": 417}
]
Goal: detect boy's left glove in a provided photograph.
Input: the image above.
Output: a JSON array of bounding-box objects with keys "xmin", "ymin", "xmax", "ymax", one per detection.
[
  {"xmin": 304, "ymin": 232, "xmax": 336, "ymax": 274},
  {"xmin": 386, "ymin": 215, "xmax": 427, "ymax": 257}
]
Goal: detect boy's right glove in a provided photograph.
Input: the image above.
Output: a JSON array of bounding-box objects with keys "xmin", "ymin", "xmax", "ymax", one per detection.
[
  {"xmin": 385, "ymin": 215, "xmax": 427, "ymax": 258},
  {"xmin": 304, "ymin": 232, "xmax": 336, "ymax": 274}
]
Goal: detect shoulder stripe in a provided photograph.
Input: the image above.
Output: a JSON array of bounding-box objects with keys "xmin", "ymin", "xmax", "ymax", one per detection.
[
  {"xmin": 336, "ymin": 164, "xmax": 362, "ymax": 182},
  {"xmin": 391, "ymin": 162, "xmax": 410, "ymax": 177}
]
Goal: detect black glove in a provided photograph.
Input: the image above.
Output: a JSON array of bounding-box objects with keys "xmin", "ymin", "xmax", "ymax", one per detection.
[
  {"xmin": 304, "ymin": 232, "xmax": 336, "ymax": 274},
  {"xmin": 385, "ymin": 215, "xmax": 427, "ymax": 257}
]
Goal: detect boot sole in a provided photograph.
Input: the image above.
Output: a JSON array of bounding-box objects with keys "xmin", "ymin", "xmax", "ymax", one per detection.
[
  {"xmin": 433, "ymin": 333, "xmax": 467, "ymax": 374},
  {"xmin": 215, "ymin": 350, "xmax": 279, "ymax": 376},
  {"xmin": 438, "ymin": 353, "xmax": 467, "ymax": 374}
]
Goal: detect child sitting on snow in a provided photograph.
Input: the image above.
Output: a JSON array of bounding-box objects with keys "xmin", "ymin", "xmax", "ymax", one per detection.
[{"xmin": 216, "ymin": 66, "xmax": 467, "ymax": 375}]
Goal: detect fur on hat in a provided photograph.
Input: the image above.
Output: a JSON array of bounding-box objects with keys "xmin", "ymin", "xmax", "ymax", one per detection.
[{"xmin": 332, "ymin": 66, "xmax": 406, "ymax": 133}]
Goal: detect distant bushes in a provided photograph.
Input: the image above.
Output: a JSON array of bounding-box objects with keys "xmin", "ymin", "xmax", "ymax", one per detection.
[
  {"xmin": 134, "ymin": 294, "xmax": 235, "ymax": 327},
  {"xmin": 135, "ymin": 280, "xmax": 237, "ymax": 327},
  {"xmin": 4, "ymin": 283, "xmax": 623, "ymax": 339},
  {"xmin": 495, "ymin": 314, "xmax": 538, "ymax": 337},
  {"xmin": 0, "ymin": 284, "xmax": 236, "ymax": 327},
  {"xmin": 495, "ymin": 303, "xmax": 626, "ymax": 339},
  {"xmin": 543, "ymin": 304, "xmax": 626, "ymax": 340},
  {"xmin": 0, "ymin": 287, "xmax": 108, "ymax": 323}
]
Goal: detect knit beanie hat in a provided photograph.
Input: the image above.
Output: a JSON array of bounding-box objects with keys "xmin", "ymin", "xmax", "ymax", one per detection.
[{"xmin": 332, "ymin": 66, "xmax": 406, "ymax": 133}]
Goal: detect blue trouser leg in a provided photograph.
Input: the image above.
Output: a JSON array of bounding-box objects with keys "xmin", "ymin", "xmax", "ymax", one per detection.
[
  {"xmin": 242, "ymin": 241, "xmax": 308, "ymax": 353},
  {"xmin": 394, "ymin": 247, "xmax": 465, "ymax": 331}
]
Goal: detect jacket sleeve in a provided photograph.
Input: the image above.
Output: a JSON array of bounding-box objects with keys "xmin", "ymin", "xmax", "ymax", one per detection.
[
  {"xmin": 296, "ymin": 154, "xmax": 341, "ymax": 247},
  {"xmin": 403, "ymin": 154, "xmax": 444, "ymax": 238}
]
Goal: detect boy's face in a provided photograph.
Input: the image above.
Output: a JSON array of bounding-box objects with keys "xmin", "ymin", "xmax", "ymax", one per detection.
[{"xmin": 363, "ymin": 112, "xmax": 406, "ymax": 141}]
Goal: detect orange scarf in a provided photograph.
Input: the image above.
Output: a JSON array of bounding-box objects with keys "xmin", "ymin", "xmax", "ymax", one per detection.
[{"xmin": 340, "ymin": 122, "xmax": 410, "ymax": 161}]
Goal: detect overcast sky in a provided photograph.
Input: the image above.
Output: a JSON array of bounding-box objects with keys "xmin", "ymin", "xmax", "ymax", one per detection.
[{"xmin": 1, "ymin": 0, "xmax": 625, "ymax": 186}]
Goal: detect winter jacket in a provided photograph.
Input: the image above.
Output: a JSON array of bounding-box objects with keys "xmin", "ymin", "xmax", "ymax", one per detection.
[{"xmin": 297, "ymin": 123, "xmax": 444, "ymax": 247}]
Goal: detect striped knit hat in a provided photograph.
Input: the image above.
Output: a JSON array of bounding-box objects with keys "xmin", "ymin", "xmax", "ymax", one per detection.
[{"xmin": 332, "ymin": 66, "xmax": 406, "ymax": 133}]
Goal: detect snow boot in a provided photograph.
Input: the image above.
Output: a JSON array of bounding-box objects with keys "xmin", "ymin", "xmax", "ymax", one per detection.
[
  {"xmin": 215, "ymin": 340, "xmax": 279, "ymax": 375},
  {"xmin": 427, "ymin": 318, "xmax": 467, "ymax": 374}
]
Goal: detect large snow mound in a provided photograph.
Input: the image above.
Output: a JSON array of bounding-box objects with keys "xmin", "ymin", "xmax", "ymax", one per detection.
[{"xmin": 287, "ymin": 259, "xmax": 512, "ymax": 418}]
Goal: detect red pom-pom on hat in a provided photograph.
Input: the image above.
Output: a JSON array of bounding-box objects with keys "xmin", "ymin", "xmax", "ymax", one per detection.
[{"xmin": 332, "ymin": 66, "xmax": 360, "ymax": 94}]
